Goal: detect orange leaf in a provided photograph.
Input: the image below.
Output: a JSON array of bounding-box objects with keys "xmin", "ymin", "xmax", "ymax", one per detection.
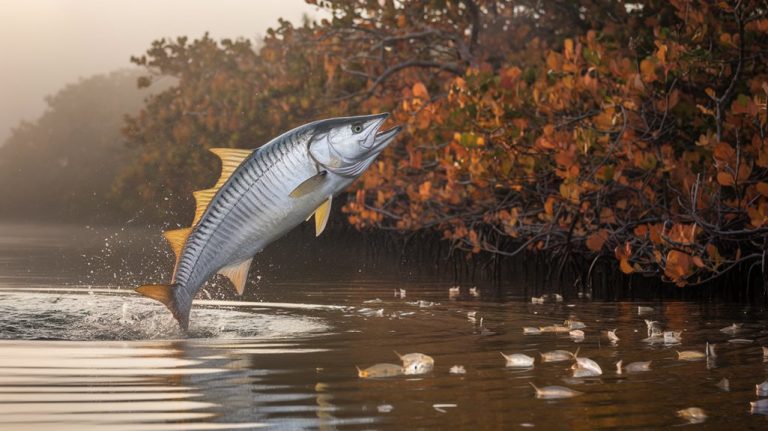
[
  {"xmin": 757, "ymin": 182, "xmax": 768, "ymax": 197},
  {"xmin": 586, "ymin": 229, "xmax": 609, "ymax": 252},
  {"xmin": 619, "ymin": 258, "xmax": 634, "ymax": 274},
  {"xmin": 717, "ymin": 171, "xmax": 735, "ymax": 186},
  {"xmin": 412, "ymin": 82, "xmax": 429, "ymax": 100}
]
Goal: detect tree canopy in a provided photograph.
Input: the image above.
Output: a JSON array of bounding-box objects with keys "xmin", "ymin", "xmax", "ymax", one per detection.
[{"xmin": 121, "ymin": 0, "xmax": 768, "ymax": 287}]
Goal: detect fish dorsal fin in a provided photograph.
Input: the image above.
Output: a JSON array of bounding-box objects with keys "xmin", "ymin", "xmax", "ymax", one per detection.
[
  {"xmin": 163, "ymin": 227, "xmax": 193, "ymax": 260},
  {"xmin": 290, "ymin": 171, "xmax": 327, "ymax": 198},
  {"xmin": 218, "ymin": 257, "xmax": 253, "ymax": 295},
  {"xmin": 313, "ymin": 196, "xmax": 332, "ymax": 237},
  {"xmin": 192, "ymin": 188, "xmax": 217, "ymax": 226},
  {"xmin": 209, "ymin": 148, "xmax": 254, "ymax": 189}
]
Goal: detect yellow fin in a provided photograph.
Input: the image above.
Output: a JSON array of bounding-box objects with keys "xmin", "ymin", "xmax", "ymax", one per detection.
[
  {"xmin": 290, "ymin": 171, "xmax": 327, "ymax": 198},
  {"xmin": 192, "ymin": 188, "xmax": 217, "ymax": 226},
  {"xmin": 218, "ymin": 258, "xmax": 253, "ymax": 295},
  {"xmin": 314, "ymin": 195, "xmax": 332, "ymax": 237},
  {"xmin": 163, "ymin": 227, "xmax": 192, "ymax": 260},
  {"xmin": 135, "ymin": 283, "xmax": 189, "ymax": 331},
  {"xmin": 209, "ymin": 148, "xmax": 253, "ymax": 189}
]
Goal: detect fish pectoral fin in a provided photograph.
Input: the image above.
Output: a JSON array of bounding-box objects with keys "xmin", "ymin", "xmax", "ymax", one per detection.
[
  {"xmin": 290, "ymin": 171, "xmax": 327, "ymax": 198},
  {"xmin": 218, "ymin": 258, "xmax": 253, "ymax": 295},
  {"xmin": 313, "ymin": 196, "xmax": 332, "ymax": 237}
]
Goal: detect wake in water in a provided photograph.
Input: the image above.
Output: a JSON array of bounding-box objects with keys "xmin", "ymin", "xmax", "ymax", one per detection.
[{"xmin": 0, "ymin": 288, "xmax": 330, "ymax": 341}]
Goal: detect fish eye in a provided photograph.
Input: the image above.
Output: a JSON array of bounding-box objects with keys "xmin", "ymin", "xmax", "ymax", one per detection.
[{"xmin": 352, "ymin": 123, "xmax": 363, "ymax": 134}]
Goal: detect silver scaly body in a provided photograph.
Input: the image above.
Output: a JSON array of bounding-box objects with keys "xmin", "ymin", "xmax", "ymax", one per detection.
[{"xmin": 137, "ymin": 113, "xmax": 401, "ymax": 330}]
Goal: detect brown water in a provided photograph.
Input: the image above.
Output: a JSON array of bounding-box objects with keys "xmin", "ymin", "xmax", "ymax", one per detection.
[{"xmin": 0, "ymin": 223, "xmax": 767, "ymax": 430}]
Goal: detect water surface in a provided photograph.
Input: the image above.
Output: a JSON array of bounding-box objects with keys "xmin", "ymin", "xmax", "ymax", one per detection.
[{"xmin": 1, "ymin": 223, "xmax": 767, "ymax": 430}]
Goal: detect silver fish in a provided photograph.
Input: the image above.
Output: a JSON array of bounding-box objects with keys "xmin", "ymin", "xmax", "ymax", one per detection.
[
  {"xmin": 357, "ymin": 363, "xmax": 404, "ymax": 378},
  {"xmin": 616, "ymin": 360, "xmax": 651, "ymax": 374},
  {"xmin": 137, "ymin": 114, "xmax": 401, "ymax": 329},
  {"xmin": 529, "ymin": 382, "xmax": 582, "ymax": 399},
  {"xmin": 757, "ymin": 380, "xmax": 768, "ymax": 397},
  {"xmin": 395, "ymin": 352, "xmax": 434, "ymax": 375},
  {"xmin": 540, "ymin": 350, "xmax": 576, "ymax": 362},
  {"xmin": 677, "ymin": 407, "xmax": 707, "ymax": 424},
  {"xmin": 501, "ymin": 352, "xmax": 535, "ymax": 368}
]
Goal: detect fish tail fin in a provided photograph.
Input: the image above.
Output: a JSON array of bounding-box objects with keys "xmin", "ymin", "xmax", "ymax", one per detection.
[
  {"xmin": 572, "ymin": 347, "xmax": 581, "ymax": 358},
  {"xmin": 136, "ymin": 283, "xmax": 190, "ymax": 331}
]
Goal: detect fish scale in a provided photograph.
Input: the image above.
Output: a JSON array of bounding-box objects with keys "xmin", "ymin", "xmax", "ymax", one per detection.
[{"xmin": 137, "ymin": 113, "xmax": 401, "ymax": 330}]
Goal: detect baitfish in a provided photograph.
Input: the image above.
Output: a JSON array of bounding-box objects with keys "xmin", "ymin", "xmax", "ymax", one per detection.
[
  {"xmin": 395, "ymin": 352, "xmax": 434, "ymax": 375},
  {"xmin": 137, "ymin": 113, "xmax": 401, "ymax": 329},
  {"xmin": 615, "ymin": 360, "xmax": 651, "ymax": 374},
  {"xmin": 540, "ymin": 349, "xmax": 577, "ymax": 363},
  {"xmin": 677, "ymin": 407, "xmax": 707, "ymax": 424},
  {"xmin": 357, "ymin": 363, "xmax": 404, "ymax": 379},
  {"xmin": 529, "ymin": 382, "xmax": 582, "ymax": 399},
  {"xmin": 501, "ymin": 352, "xmax": 535, "ymax": 368}
]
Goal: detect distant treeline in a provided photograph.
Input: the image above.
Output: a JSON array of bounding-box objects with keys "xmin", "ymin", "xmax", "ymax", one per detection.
[{"xmin": 0, "ymin": 70, "xmax": 171, "ymax": 222}]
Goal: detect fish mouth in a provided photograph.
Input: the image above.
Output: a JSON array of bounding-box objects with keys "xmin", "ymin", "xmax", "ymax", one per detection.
[{"xmin": 370, "ymin": 125, "xmax": 402, "ymax": 153}]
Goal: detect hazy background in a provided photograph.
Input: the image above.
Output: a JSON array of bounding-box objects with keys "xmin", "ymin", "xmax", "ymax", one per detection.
[{"xmin": 0, "ymin": 0, "xmax": 317, "ymax": 144}]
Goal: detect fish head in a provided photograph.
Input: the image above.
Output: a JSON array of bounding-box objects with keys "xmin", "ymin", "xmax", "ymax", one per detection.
[{"xmin": 308, "ymin": 113, "xmax": 402, "ymax": 177}]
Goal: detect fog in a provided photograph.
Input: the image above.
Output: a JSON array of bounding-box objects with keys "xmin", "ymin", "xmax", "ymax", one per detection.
[{"xmin": 0, "ymin": 0, "xmax": 318, "ymax": 143}]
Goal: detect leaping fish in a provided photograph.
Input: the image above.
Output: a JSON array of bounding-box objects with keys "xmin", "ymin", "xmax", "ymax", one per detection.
[{"xmin": 136, "ymin": 113, "xmax": 401, "ymax": 329}]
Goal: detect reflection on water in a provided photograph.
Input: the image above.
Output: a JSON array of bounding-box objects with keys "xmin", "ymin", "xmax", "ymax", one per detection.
[{"xmin": 0, "ymin": 223, "xmax": 767, "ymax": 430}]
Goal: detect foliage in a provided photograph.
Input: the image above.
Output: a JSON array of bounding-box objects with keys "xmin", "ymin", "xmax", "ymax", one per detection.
[
  {"xmin": 0, "ymin": 69, "xmax": 162, "ymax": 221},
  {"xmin": 123, "ymin": 1, "xmax": 768, "ymax": 287}
]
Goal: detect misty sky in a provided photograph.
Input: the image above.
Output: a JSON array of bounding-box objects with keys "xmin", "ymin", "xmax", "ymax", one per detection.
[{"xmin": 0, "ymin": 0, "xmax": 319, "ymax": 143}]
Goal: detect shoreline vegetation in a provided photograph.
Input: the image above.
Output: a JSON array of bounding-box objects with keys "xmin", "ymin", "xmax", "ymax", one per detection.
[{"xmin": 2, "ymin": 1, "xmax": 768, "ymax": 295}]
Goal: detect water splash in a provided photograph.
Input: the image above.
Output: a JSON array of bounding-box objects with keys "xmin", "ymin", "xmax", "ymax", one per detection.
[{"xmin": 0, "ymin": 289, "xmax": 330, "ymax": 341}]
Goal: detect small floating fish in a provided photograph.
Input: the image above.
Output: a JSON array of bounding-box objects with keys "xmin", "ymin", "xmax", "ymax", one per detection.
[
  {"xmin": 728, "ymin": 338, "xmax": 753, "ymax": 344},
  {"xmin": 720, "ymin": 323, "xmax": 742, "ymax": 336},
  {"xmin": 757, "ymin": 380, "xmax": 768, "ymax": 397},
  {"xmin": 502, "ymin": 352, "xmax": 535, "ymax": 368},
  {"xmin": 751, "ymin": 399, "xmax": 768, "ymax": 414},
  {"xmin": 449, "ymin": 365, "xmax": 466, "ymax": 375},
  {"xmin": 637, "ymin": 306, "xmax": 654, "ymax": 315},
  {"xmin": 469, "ymin": 286, "xmax": 479, "ymax": 297},
  {"xmin": 467, "ymin": 311, "xmax": 477, "ymax": 323},
  {"xmin": 564, "ymin": 319, "xmax": 586, "ymax": 330},
  {"xmin": 615, "ymin": 360, "xmax": 651, "ymax": 374},
  {"xmin": 663, "ymin": 331, "xmax": 682, "ymax": 345},
  {"xmin": 569, "ymin": 329, "xmax": 585, "ymax": 341},
  {"xmin": 529, "ymin": 382, "xmax": 582, "ymax": 399},
  {"xmin": 572, "ymin": 357, "xmax": 602, "ymax": 377},
  {"xmin": 606, "ymin": 329, "xmax": 619, "ymax": 343},
  {"xmin": 395, "ymin": 352, "xmax": 434, "ymax": 375},
  {"xmin": 677, "ymin": 407, "xmax": 707, "ymax": 424},
  {"xmin": 357, "ymin": 363, "xmax": 404, "ymax": 378},
  {"xmin": 540, "ymin": 350, "xmax": 576, "ymax": 363},
  {"xmin": 394, "ymin": 288, "xmax": 406, "ymax": 298},
  {"xmin": 523, "ymin": 326, "xmax": 542, "ymax": 335},
  {"xmin": 707, "ymin": 342, "xmax": 717, "ymax": 358},
  {"xmin": 716, "ymin": 377, "xmax": 730, "ymax": 391},
  {"xmin": 539, "ymin": 325, "xmax": 571, "ymax": 333},
  {"xmin": 448, "ymin": 286, "xmax": 460, "ymax": 298},
  {"xmin": 531, "ymin": 296, "xmax": 545, "ymax": 304},
  {"xmin": 644, "ymin": 320, "xmax": 662, "ymax": 337},
  {"xmin": 676, "ymin": 350, "xmax": 706, "ymax": 361},
  {"xmin": 553, "ymin": 293, "xmax": 563, "ymax": 302}
]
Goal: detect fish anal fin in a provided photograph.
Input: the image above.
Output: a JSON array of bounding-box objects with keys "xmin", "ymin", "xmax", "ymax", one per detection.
[
  {"xmin": 218, "ymin": 258, "xmax": 253, "ymax": 295},
  {"xmin": 163, "ymin": 227, "xmax": 192, "ymax": 260},
  {"xmin": 192, "ymin": 188, "xmax": 217, "ymax": 226},
  {"xmin": 209, "ymin": 148, "xmax": 253, "ymax": 189},
  {"xmin": 290, "ymin": 171, "xmax": 327, "ymax": 198},
  {"xmin": 314, "ymin": 196, "xmax": 332, "ymax": 237}
]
